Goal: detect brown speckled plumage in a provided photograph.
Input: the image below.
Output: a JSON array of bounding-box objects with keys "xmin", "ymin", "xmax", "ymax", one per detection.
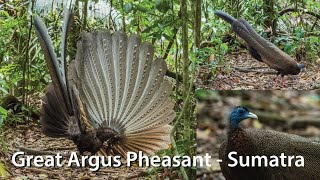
[
  {"xmin": 219, "ymin": 107, "xmax": 320, "ymax": 180},
  {"xmin": 214, "ymin": 11, "xmax": 304, "ymax": 77}
]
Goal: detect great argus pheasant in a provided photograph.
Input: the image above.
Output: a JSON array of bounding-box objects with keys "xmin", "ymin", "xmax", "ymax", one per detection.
[
  {"xmin": 214, "ymin": 11, "xmax": 304, "ymax": 86},
  {"xmin": 34, "ymin": 11, "xmax": 175, "ymax": 157},
  {"xmin": 219, "ymin": 106, "xmax": 320, "ymax": 180}
]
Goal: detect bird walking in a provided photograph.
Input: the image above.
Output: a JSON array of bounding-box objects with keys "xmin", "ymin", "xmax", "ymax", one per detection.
[
  {"xmin": 34, "ymin": 11, "xmax": 175, "ymax": 157},
  {"xmin": 219, "ymin": 106, "xmax": 320, "ymax": 180},
  {"xmin": 214, "ymin": 11, "xmax": 304, "ymax": 87}
]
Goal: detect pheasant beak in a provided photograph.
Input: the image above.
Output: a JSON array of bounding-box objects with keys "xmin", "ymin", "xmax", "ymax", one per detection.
[
  {"xmin": 298, "ymin": 64, "xmax": 305, "ymax": 72},
  {"xmin": 247, "ymin": 112, "xmax": 258, "ymax": 119}
]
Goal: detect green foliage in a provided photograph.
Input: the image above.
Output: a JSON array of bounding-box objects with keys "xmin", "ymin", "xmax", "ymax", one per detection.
[
  {"xmin": 305, "ymin": 35, "xmax": 320, "ymax": 60},
  {"xmin": 155, "ymin": 0, "xmax": 172, "ymax": 13},
  {"xmin": 273, "ymin": 27, "xmax": 320, "ymax": 62},
  {"xmin": 115, "ymin": 0, "xmax": 180, "ymax": 58},
  {"xmin": 195, "ymin": 89, "xmax": 219, "ymax": 101},
  {"xmin": 196, "ymin": 39, "xmax": 229, "ymax": 77},
  {"xmin": 0, "ymin": 6, "xmax": 28, "ymax": 96},
  {"xmin": 0, "ymin": 161, "xmax": 9, "ymax": 178},
  {"xmin": 0, "ymin": 1, "xmax": 49, "ymax": 98},
  {"xmin": 0, "ymin": 107, "xmax": 7, "ymax": 127}
]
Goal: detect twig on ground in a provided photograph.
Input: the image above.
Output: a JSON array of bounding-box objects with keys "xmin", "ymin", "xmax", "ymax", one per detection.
[
  {"xmin": 42, "ymin": 146, "xmax": 76, "ymax": 151},
  {"xmin": 125, "ymin": 171, "xmax": 148, "ymax": 180},
  {"xmin": 99, "ymin": 169, "xmax": 123, "ymax": 174},
  {"xmin": 13, "ymin": 144, "xmax": 71, "ymax": 157},
  {"xmin": 233, "ymin": 67, "xmax": 277, "ymax": 74},
  {"xmin": 232, "ymin": 74, "xmax": 258, "ymax": 87},
  {"xmin": 27, "ymin": 167, "xmax": 61, "ymax": 177}
]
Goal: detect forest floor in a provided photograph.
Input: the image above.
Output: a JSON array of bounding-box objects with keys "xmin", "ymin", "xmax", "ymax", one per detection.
[
  {"xmin": 0, "ymin": 122, "xmax": 162, "ymax": 180},
  {"xmin": 196, "ymin": 52, "xmax": 320, "ymax": 90},
  {"xmin": 196, "ymin": 91, "xmax": 320, "ymax": 179}
]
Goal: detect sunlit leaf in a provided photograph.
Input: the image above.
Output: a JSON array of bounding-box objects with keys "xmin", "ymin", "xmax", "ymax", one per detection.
[
  {"xmin": 0, "ymin": 161, "xmax": 8, "ymax": 178},
  {"xmin": 123, "ymin": 3, "xmax": 133, "ymax": 13},
  {"xmin": 0, "ymin": 106, "xmax": 7, "ymax": 126}
]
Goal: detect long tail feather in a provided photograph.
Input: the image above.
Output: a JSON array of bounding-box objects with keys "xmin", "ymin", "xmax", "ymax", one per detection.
[
  {"xmin": 34, "ymin": 15, "xmax": 72, "ymax": 114},
  {"xmin": 214, "ymin": 10, "xmax": 237, "ymax": 24},
  {"xmin": 60, "ymin": 10, "xmax": 73, "ymax": 95},
  {"xmin": 36, "ymin": 11, "xmax": 82, "ymax": 138}
]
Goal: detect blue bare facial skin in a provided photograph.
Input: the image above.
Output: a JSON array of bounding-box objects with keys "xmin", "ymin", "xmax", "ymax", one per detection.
[{"xmin": 229, "ymin": 106, "xmax": 258, "ymax": 130}]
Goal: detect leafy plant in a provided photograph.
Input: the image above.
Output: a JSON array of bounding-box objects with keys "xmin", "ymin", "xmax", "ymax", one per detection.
[{"xmin": 0, "ymin": 106, "xmax": 7, "ymax": 127}]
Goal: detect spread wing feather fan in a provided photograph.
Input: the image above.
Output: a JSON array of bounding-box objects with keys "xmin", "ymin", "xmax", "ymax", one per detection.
[{"xmin": 34, "ymin": 11, "xmax": 174, "ymax": 156}]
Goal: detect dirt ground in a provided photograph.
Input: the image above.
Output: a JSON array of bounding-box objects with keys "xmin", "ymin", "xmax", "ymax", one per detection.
[
  {"xmin": 0, "ymin": 123, "xmax": 157, "ymax": 180},
  {"xmin": 196, "ymin": 52, "xmax": 320, "ymax": 90},
  {"xmin": 196, "ymin": 91, "xmax": 320, "ymax": 179}
]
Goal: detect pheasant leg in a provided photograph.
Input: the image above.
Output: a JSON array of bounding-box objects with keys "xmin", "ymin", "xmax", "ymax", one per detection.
[
  {"xmin": 281, "ymin": 76, "xmax": 287, "ymax": 87},
  {"xmin": 273, "ymin": 75, "xmax": 280, "ymax": 87}
]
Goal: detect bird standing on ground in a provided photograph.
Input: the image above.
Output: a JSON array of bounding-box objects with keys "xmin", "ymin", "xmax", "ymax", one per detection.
[
  {"xmin": 214, "ymin": 11, "xmax": 304, "ymax": 87},
  {"xmin": 219, "ymin": 106, "xmax": 320, "ymax": 180},
  {"xmin": 34, "ymin": 11, "xmax": 175, "ymax": 157}
]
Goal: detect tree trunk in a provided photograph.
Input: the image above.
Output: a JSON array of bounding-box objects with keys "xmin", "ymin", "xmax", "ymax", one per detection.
[
  {"xmin": 263, "ymin": 0, "xmax": 276, "ymax": 34},
  {"xmin": 193, "ymin": 0, "xmax": 201, "ymax": 48}
]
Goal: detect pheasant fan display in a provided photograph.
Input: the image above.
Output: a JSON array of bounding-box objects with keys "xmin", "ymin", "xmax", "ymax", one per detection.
[{"xmin": 34, "ymin": 11, "xmax": 175, "ymax": 157}]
